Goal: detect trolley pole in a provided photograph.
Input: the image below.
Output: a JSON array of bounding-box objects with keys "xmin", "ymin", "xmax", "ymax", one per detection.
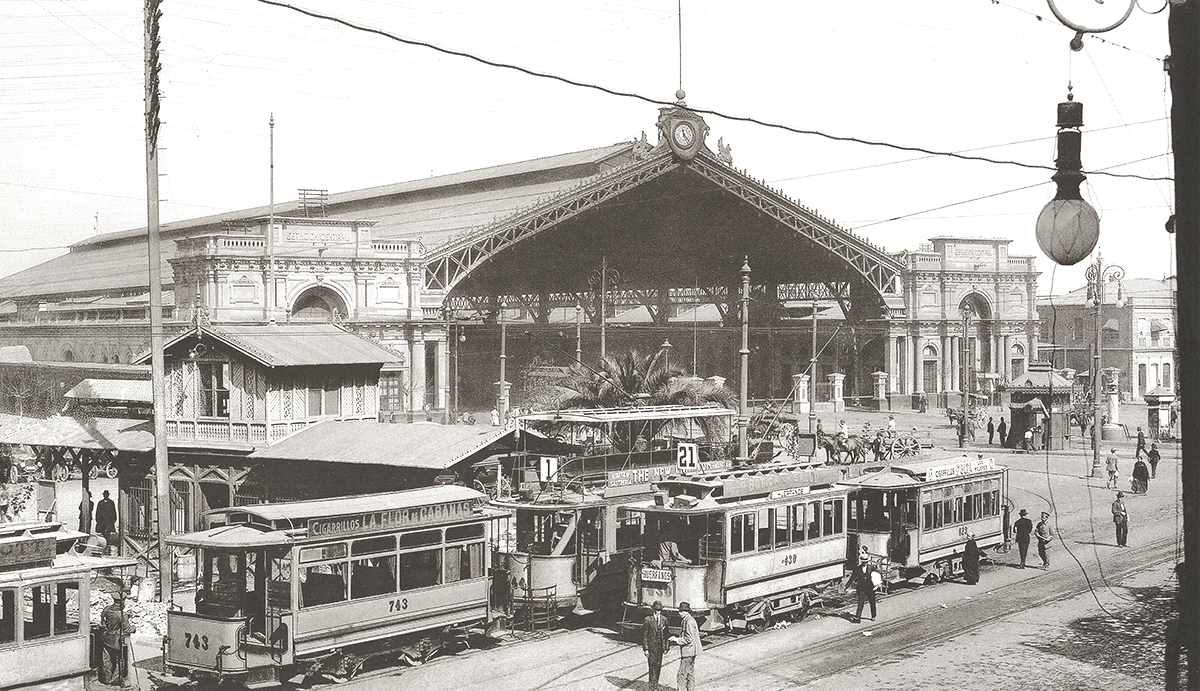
[{"xmin": 738, "ymin": 257, "xmax": 751, "ymax": 462}]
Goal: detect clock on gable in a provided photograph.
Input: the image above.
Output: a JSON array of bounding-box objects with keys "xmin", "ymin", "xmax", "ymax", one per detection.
[{"xmin": 657, "ymin": 90, "xmax": 708, "ymax": 161}]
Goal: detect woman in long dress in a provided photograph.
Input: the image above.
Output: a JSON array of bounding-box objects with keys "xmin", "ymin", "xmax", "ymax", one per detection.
[
  {"xmin": 962, "ymin": 533, "xmax": 980, "ymax": 585},
  {"xmin": 1132, "ymin": 459, "xmax": 1150, "ymax": 494}
]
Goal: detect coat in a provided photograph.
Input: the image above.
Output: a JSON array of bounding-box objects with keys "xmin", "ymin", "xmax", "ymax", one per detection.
[
  {"xmin": 643, "ymin": 611, "xmax": 668, "ymax": 658},
  {"xmin": 100, "ymin": 602, "xmax": 135, "ymax": 648},
  {"xmin": 96, "ymin": 498, "xmax": 117, "ymax": 533},
  {"xmin": 678, "ymin": 612, "xmax": 702, "ymax": 658}
]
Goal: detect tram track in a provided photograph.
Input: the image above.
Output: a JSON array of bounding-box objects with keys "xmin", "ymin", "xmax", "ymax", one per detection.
[{"xmin": 695, "ymin": 534, "xmax": 1178, "ymax": 688}]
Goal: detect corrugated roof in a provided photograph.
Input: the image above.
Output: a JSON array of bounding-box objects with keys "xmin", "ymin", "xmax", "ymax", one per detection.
[
  {"xmin": 0, "ymin": 415, "xmax": 154, "ymax": 452},
  {"xmin": 64, "ymin": 379, "xmax": 152, "ymax": 403},
  {"xmin": 249, "ymin": 419, "xmax": 517, "ymax": 469},
  {"xmin": 143, "ymin": 323, "xmax": 401, "ymax": 368},
  {"xmin": 0, "ymin": 346, "xmax": 32, "ymax": 363},
  {"xmin": 222, "ymin": 485, "xmax": 486, "ymax": 523}
]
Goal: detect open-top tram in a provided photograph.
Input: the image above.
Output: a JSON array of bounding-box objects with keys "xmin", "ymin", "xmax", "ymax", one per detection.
[
  {"xmin": 491, "ymin": 405, "xmax": 737, "ymax": 616},
  {"xmin": 842, "ymin": 454, "xmax": 1008, "ymax": 585},
  {"xmin": 621, "ymin": 462, "xmax": 852, "ymax": 633},
  {"xmin": 164, "ymin": 486, "xmax": 507, "ymax": 686}
]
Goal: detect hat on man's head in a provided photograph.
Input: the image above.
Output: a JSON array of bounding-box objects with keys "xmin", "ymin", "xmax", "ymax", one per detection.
[
  {"xmin": 651, "ymin": 600, "xmax": 663, "ymax": 611},
  {"xmin": 679, "ymin": 602, "xmax": 691, "ymax": 612},
  {"xmin": 859, "ymin": 552, "xmax": 870, "ymax": 562},
  {"xmin": 102, "ymin": 490, "xmax": 110, "ymax": 498},
  {"xmin": 1019, "ymin": 509, "xmax": 1028, "ymax": 516},
  {"xmin": 1041, "ymin": 511, "xmax": 1050, "ymax": 518},
  {"xmin": 1117, "ymin": 492, "xmax": 1125, "ymax": 498}
]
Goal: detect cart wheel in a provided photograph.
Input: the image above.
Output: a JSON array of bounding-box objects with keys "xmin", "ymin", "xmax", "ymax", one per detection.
[
  {"xmin": 104, "ymin": 463, "xmax": 119, "ymax": 479},
  {"xmin": 88, "ymin": 465, "xmax": 99, "ymax": 480},
  {"xmin": 53, "ymin": 464, "xmax": 69, "ymax": 482},
  {"xmin": 891, "ymin": 436, "xmax": 921, "ymax": 458}
]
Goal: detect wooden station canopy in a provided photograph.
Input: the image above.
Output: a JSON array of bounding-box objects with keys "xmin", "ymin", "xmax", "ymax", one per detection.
[{"xmin": 424, "ymin": 102, "xmax": 904, "ymax": 322}]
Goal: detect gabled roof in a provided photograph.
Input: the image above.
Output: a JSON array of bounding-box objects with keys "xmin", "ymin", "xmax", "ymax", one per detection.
[
  {"xmin": 248, "ymin": 420, "xmax": 522, "ymax": 470},
  {"xmin": 138, "ymin": 323, "xmax": 401, "ymax": 368}
]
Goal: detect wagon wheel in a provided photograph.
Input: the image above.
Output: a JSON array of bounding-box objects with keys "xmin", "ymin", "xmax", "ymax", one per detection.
[
  {"xmin": 104, "ymin": 463, "xmax": 119, "ymax": 479},
  {"xmin": 891, "ymin": 435, "xmax": 921, "ymax": 459},
  {"xmin": 52, "ymin": 464, "xmax": 69, "ymax": 482},
  {"xmin": 88, "ymin": 464, "xmax": 99, "ymax": 480}
]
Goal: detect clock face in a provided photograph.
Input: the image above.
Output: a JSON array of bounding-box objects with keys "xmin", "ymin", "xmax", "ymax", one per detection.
[{"xmin": 673, "ymin": 122, "xmax": 695, "ymax": 148}]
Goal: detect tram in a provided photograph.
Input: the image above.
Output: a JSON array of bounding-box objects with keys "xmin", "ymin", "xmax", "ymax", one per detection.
[
  {"xmin": 163, "ymin": 486, "xmax": 507, "ymax": 685},
  {"xmin": 0, "ymin": 521, "xmax": 135, "ymax": 689},
  {"xmin": 621, "ymin": 462, "xmax": 853, "ymax": 633},
  {"xmin": 842, "ymin": 454, "xmax": 1008, "ymax": 585},
  {"xmin": 490, "ymin": 405, "xmax": 737, "ymax": 615}
]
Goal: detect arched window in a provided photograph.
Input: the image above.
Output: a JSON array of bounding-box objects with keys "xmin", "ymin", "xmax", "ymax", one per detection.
[
  {"xmin": 61, "ymin": 349, "xmax": 75, "ymax": 362},
  {"xmin": 923, "ymin": 345, "xmax": 938, "ymax": 358},
  {"xmin": 291, "ymin": 287, "xmax": 349, "ymax": 321}
]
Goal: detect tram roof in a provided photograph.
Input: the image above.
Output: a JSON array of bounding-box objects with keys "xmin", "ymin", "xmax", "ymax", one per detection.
[
  {"xmin": 519, "ymin": 405, "xmax": 736, "ymax": 424},
  {"xmin": 213, "ymin": 485, "xmax": 487, "ymax": 525},
  {"xmin": 841, "ymin": 455, "xmax": 1003, "ymax": 488}
]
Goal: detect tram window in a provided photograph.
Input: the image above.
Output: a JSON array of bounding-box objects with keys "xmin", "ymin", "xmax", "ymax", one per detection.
[
  {"xmin": 351, "ymin": 555, "xmax": 398, "ymax": 599},
  {"xmin": 932, "ymin": 502, "xmax": 943, "ymax": 529},
  {"xmin": 300, "ymin": 562, "xmax": 347, "ymax": 608},
  {"xmin": 789, "ymin": 504, "xmax": 806, "ymax": 543},
  {"xmin": 923, "ymin": 504, "xmax": 932, "ymax": 531},
  {"xmin": 399, "ymin": 549, "xmax": 442, "ymax": 590},
  {"xmin": 0, "ymin": 589, "xmax": 14, "ymax": 645},
  {"xmin": 446, "ymin": 524, "xmax": 485, "ymax": 543},
  {"xmin": 730, "ymin": 512, "xmax": 755, "ymax": 554},
  {"xmin": 757, "ymin": 508, "xmax": 774, "ymax": 551},
  {"xmin": 444, "ymin": 542, "xmax": 484, "ymax": 582},
  {"xmin": 400, "ymin": 530, "xmax": 443, "ymax": 549},
  {"xmin": 964, "ymin": 495, "xmax": 975, "ymax": 522},
  {"xmin": 832, "ymin": 499, "xmax": 844, "ymax": 534},
  {"xmin": 54, "ymin": 582, "xmax": 80, "ymax": 635},
  {"xmin": 616, "ymin": 514, "xmax": 643, "ymax": 552},
  {"xmin": 774, "ymin": 507, "xmax": 790, "ymax": 547},
  {"xmin": 23, "ymin": 585, "xmax": 51, "ymax": 640},
  {"xmin": 353, "ymin": 536, "xmax": 396, "ymax": 555},
  {"xmin": 942, "ymin": 500, "xmax": 952, "ymax": 526},
  {"xmin": 954, "ymin": 497, "xmax": 963, "ymax": 524},
  {"xmin": 300, "ymin": 543, "xmax": 347, "ymax": 563},
  {"xmin": 807, "ymin": 501, "xmax": 821, "ymax": 540}
]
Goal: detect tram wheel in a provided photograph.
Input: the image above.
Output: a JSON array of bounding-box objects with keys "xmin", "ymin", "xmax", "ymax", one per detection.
[{"xmin": 104, "ymin": 463, "xmax": 119, "ymax": 479}]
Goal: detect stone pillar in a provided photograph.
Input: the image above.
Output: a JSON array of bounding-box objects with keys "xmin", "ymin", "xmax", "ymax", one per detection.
[
  {"xmin": 941, "ymin": 334, "xmax": 951, "ymax": 393},
  {"xmin": 905, "ymin": 334, "xmax": 916, "ymax": 395},
  {"xmin": 828, "ymin": 372, "xmax": 846, "ymax": 412},
  {"xmin": 950, "ymin": 336, "xmax": 960, "ymax": 392},
  {"xmin": 437, "ymin": 336, "xmax": 449, "ymax": 411},
  {"xmin": 1102, "ymin": 367, "xmax": 1123, "ymax": 440},
  {"xmin": 411, "ymin": 337, "xmax": 426, "ymax": 416},
  {"xmin": 1002, "ymin": 334, "xmax": 1012, "ymax": 384},
  {"xmin": 885, "ymin": 336, "xmax": 898, "ymax": 393},
  {"xmin": 871, "ymin": 371, "xmax": 889, "ymax": 411},
  {"xmin": 791, "ymin": 373, "xmax": 811, "ymax": 416},
  {"xmin": 913, "ymin": 336, "xmax": 924, "ymax": 393}
]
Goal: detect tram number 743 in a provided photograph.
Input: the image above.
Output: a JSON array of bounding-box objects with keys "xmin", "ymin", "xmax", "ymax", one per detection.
[
  {"xmin": 183, "ymin": 633, "xmax": 210, "ymax": 651},
  {"xmin": 388, "ymin": 598, "xmax": 409, "ymax": 613}
]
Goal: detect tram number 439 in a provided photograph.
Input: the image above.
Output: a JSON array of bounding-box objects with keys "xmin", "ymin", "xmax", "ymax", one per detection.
[
  {"xmin": 182, "ymin": 633, "xmax": 210, "ymax": 651},
  {"xmin": 388, "ymin": 598, "xmax": 409, "ymax": 613},
  {"xmin": 781, "ymin": 554, "xmax": 798, "ymax": 566}
]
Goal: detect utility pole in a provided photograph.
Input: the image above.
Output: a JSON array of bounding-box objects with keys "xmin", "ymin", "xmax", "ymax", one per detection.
[
  {"xmin": 1169, "ymin": 3, "xmax": 1199, "ymax": 687},
  {"xmin": 144, "ymin": 0, "xmax": 172, "ymax": 602},
  {"xmin": 738, "ymin": 257, "xmax": 751, "ymax": 461}
]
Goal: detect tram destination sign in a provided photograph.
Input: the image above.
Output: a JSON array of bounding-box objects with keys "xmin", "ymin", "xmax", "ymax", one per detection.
[
  {"xmin": 925, "ymin": 457, "xmax": 996, "ymax": 481},
  {"xmin": 308, "ymin": 499, "xmax": 481, "ymax": 539},
  {"xmin": 0, "ymin": 535, "xmax": 56, "ymax": 571},
  {"xmin": 606, "ymin": 465, "xmax": 674, "ymax": 497}
]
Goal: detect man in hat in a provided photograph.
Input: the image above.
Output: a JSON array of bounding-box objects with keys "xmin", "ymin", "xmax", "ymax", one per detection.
[
  {"xmin": 96, "ymin": 489, "xmax": 118, "ymax": 556},
  {"xmin": 1013, "ymin": 508, "xmax": 1034, "ymax": 568},
  {"xmin": 675, "ymin": 601, "xmax": 702, "ymax": 691},
  {"xmin": 642, "ymin": 600, "xmax": 669, "ymax": 691},
  {"xmin": 1148, "ymin": 442, "xmax": 1161, "ymax": 479},
  {"xmin": 1112, "ymin": 492, "xmax": 1129, "ymax": 547},
  {"xmin": 847, "ymin": 552, "xmax": 877, "ymax": 623},
  {"xmin": 1105, "ymin": 449, "xmax": 1121, "ymax": 490},
  {"xmin": 99, "ymin": 590, "xmax": 136, "ymax": 686},
  {"xmin": 987, "ymin": 417, "xmax": 995, "ymax": 445},
  {"xmin": 1035, "ymin": 511, "xmax": 1054, "ymax": 569},
  {"xmin": 1135, "ymin": 426, "xmax": 1147, "ymax": 459}
]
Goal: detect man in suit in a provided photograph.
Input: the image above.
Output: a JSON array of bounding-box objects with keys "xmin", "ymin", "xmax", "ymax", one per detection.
[
  {"xmin": 642, "ymin": 600, "xmax": 669, "ymax": 691},
  {"xmin": 676, "ymin": 601, "xmax": 702, "ymax": 691}
]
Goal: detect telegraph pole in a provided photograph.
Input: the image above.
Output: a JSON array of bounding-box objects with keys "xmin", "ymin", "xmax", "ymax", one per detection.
[{"xmin": 144, "ymin": 0, "xmax": 172, "ymax": 601}]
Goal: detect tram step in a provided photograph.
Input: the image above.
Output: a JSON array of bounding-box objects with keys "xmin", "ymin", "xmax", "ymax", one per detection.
[{"xmin": 244, "ymin": 666, "xmax": 282, "ymax": 689}]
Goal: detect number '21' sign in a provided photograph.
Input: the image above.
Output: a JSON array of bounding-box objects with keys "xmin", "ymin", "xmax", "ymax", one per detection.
[{"xmin": 676, "ymin": 443, "xmax": 700, "ymax": 474}]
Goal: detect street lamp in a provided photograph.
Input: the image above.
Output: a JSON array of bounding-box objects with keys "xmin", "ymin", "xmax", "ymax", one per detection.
[
  {"xmin": 738, "ymin": 257, "xmax": 751, "ymax": 462},
  {"xmin": 498, "ymin": 301, "xmax": 509, "ymax": 421},
  {"xmin": 660, "ymin": 338, "xmax": 673, "ymax": 370},
  {"xmin": 1086, "ymin": 254, "xmax": 1124, "ymax": 477},
  {"xmin": 959, "ymin": 303, "xmax": 975, "ymax": 447},
  {"xmin": 575, "ymin": 303, "xmax": 582, "ymax": 364},
  {"xmin": 589, "ymin": 257, "xmax": 620, "ymax": 360},
  {"xmin": 1035, "ymin": 94, "xmax": 1100, "ymax": 267}
]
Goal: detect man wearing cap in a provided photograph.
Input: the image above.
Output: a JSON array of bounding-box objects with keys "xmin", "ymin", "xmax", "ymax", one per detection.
[
  {"xmin": 642, "ymin": 600, "xmax": 669, "ymax": 691},
  {"xmin": 1013, "ymin": 509, "xmax": 1033, "ymax": 568},
  {"xmin": 1148, "ymin": 442, "xmax": 1161, "ymax": 478},
  {"xmin": 99, "ymin": 591, "xmax": 136, "ymax": 686},
  {"xmin": 1035, "ymin": 511, "xmax": 1054, "ymax": 569},
  {"xmin": 676, "ymin": 601, "xmax": 702, "ymax": 691},
  {"xmin": 847, "ymin": 552, "xmax": 877, "ymax": 623},
  {"xmin": 1112, "ymin": 492, "xmax": 1129, "ymax": 547}
]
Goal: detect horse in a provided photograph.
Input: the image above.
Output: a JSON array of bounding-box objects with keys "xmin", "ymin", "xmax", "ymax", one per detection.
[{"xmin": 816, "ymin": 431, "xmax": 867, "ymax": 465}]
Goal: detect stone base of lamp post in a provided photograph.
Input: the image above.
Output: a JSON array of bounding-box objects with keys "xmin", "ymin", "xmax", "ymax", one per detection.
[{"xmin": 1101, "ymin": 423, "xmax": 1125, "ymax": 442}]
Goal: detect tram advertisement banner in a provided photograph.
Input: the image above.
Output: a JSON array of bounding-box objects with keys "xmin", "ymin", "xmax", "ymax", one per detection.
[
  {"xmin": 607, "ymin": 465, "xmax": 674, "ymax": 497},
  {"xmin": 308, "ymin": 499, "xmax": 481, "ymax": 539},
  {"xmin": 925, "ymin": 457, "xmax": 995, "ymax": 482}
]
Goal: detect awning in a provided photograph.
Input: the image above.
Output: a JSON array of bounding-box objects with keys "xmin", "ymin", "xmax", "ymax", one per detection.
[
  {"xmin": 64, "ymin": 379, "xmax": 152, "ymax": 403},
  {"xmin": 0, "ymin": 415, "xmax": 154, "ymax": 452},
  {"xmin": 1151, "ymin": 319, "xmax": 1167, "ymax": 332}
]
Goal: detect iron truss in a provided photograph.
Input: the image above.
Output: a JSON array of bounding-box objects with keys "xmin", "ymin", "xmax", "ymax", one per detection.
[
  {"xmin": 423, "ymin": 155, "xmax": 681, "ymax": 293},
  {"xmin": 688, "ymin": 154, "xmax": 902, "ymax": 297}
]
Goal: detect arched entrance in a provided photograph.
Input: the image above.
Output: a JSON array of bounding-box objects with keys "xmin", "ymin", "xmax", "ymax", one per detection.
[
  {"xmin": 291, "ymin": 287, "xmax": 348, "ymax": 321},
  {"xmin": 958, "ymin": 292, "xmax": 994, "ymax": 395}
]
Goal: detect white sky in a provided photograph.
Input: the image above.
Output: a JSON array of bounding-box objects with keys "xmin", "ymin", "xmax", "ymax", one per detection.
[{"xmin": 0, "ymin": 0, "xmax": 1175, "ymax": 295}]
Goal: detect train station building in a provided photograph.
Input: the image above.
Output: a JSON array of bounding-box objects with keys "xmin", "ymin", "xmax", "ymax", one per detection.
[{"xmin": 0, "ymin": 99, "xmax": 1041, "ymax": 417}]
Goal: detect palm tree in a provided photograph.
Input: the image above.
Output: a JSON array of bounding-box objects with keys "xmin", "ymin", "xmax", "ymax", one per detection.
[{"xmin": 543, "ymin": 348, "xmax": 735, "ymax": 452}]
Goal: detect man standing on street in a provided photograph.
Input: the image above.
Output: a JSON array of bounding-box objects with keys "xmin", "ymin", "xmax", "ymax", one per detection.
[
  {"xmin": 1135, "ymin": 427, "xmax": 1147, "ymax": 459},
  {"xmin": 848, "ymin": 552, "xmax": 877, "ymax": 622},
  {"xmin": 1112, "ymin": 492, "xmax": 1129, "ymax": 547},
  {"xmin": 1148, "ymin": 442, "xmax": 1161, "ymax": 478},
  {"xmin": 79, "ymin": 490, "xmax": 94, "ymax": 534},
  {"xmin": 675, "ymin": 601, "xmax": 701, "ymax": 691},
  {"xmin": 1013, "ymin": 508, "xmax": 1033, "ymax": 568},
  {"xmin": 642, "ymin": 600, "xmax": 669, "ymax": 691},
  {"xmin": 96, "ymin": 490, "xmax": 117, "ymax": 556},
  {"xmin": 1105, "ymin": 449, "xmax": 1120, "ymax": 490},
  {"xmin": 99, "ymin": 591, "xmax": 136, "ymax": 686},
  {"xmin": 997, "ymin": 417, "xmax": 1007, "ymax": 447},
  {"xmin": 987, "ymin": 417, "xmax": 995, "ymax": 445},
  {"xmin": 1035, "ymin": 511, "xmax": 1054, "ymax": 569}
]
